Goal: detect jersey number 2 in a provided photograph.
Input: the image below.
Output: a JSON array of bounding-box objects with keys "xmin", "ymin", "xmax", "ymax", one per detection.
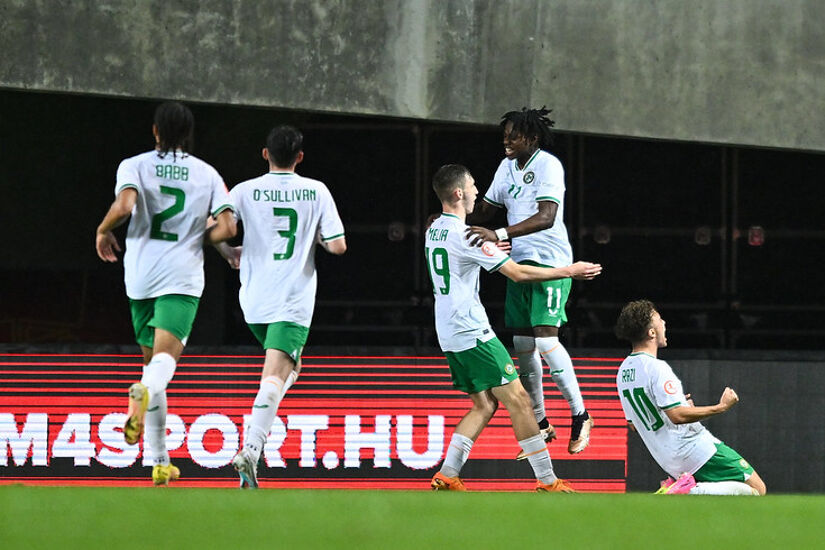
[
  {"xmin": 150, "ymin": 186, "xmax": 186, "ymax": 242},
  {"xmin": 273, "ymin": 207, "xmax": 298, "ymax": 260}
]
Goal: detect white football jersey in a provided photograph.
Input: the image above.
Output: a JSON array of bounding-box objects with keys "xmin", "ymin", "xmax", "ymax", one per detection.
[
  {"xmin": 483, "ymin": 149, "xmax": 573, "ymax": 267},
  {"xmin": 115, "ymin": 150, "xmax": 233, "ymax": 299},
  {"xmin": 426, "ymin": 213, "xmax": 511, "ymax": 352},
  {"xmin": 616, "ymin": 352, "xmax": 719, "ymax": 477},
  {"xmin": 230, "ymin": 172, "xmax": 345, "ymax": 326}
]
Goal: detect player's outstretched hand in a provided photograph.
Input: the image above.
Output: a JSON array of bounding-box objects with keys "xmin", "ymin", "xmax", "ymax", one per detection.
[
  {"xmin": 465, "ymin": 226, "xmax": 496, "ymax": 247},
  {"xmin": 96, "ymin": 231, "xmax": 121, "ymax": 262},
  {"xmin": 719, "ymin": 387, "xmax": 739, "ymax": 410},
  {"xmin": 568, "ymin": 261, "xmax": 602, "ymax": 280}
]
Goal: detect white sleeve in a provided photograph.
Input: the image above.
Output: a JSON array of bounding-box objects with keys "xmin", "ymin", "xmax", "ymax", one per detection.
[
  {"xmin": 535, "ymin": 157, "xmax": 564, "ymax": 204},
  {"xmin": 210, "ymin": 170, "xmax": 234, "ymax": 218},
  {"xmin": 483, "ymin": 163, "xmax": 507, "ymax": 207},
  {"xmin": 464, "ymin": 239, "xmax": 510, "ymax": 272},
  {"xmin": 115, "ymin": 157, "xmax": 140, "ymax": 196},
  {"xmin": 318, "ymin": 186, "xmax": 345, "ymax": 242},
  {"xmin": 650, "ymin": 360, "xmax": 687, "ymax": 410}
]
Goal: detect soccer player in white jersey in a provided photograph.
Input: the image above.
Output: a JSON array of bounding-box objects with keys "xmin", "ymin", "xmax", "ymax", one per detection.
[
  {"xmin": 95, "ymin": 101, "xmax": 236, "ymax": 485},
  {"xmin": 426, "ymin": 164, "xmax": 601, "ymax": 492},
  {"xmin": 465, "ymin": 107, "xmax": 594, "ymax": 457},
  {"xmin": 215, "ymin": 125, "xmax": 346, "ymax": 489},
  {"xmin": 614, "ymin": 300, "xmax": 766, "ymax": 495}
]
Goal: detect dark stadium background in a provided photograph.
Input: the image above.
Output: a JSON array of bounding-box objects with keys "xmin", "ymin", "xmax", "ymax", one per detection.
[{"xmin": 2, "ymin": 88, "xmax": 823, "ymax": 351}]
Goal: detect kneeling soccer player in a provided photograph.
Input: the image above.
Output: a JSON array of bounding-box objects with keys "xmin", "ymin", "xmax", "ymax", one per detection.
[
  {"xmin": 615, "ymin": 300, "xmax": 766, "ymax": 495},
  {"xmin": 426, "ymin": 164, "xmax": 602, "ymax": 492}
]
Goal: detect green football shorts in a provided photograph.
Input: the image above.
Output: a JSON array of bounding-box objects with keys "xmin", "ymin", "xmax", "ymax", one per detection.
[
  {"xmin": 504, "ymin": 261, "xmax": 571, "ymax": 329},
  {"xmin": 444, "ymin": 337, "xmax": 518, "ymax": 394},
  {"xmin": 248, "ymin": 321, "xmax": 309, "ymax": 363},
  {"xmin": 694, "ymin": 442, "xmax": 755, "ymax": 482},
  {"xmin": 129, "ymin": 294, "xmax": 200, "ymax": 348}
]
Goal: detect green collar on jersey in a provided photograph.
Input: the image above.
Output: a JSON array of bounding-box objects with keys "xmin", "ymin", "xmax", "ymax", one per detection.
[
  {"xmin": 440, "ymin": 213, "xmax": 460, "ymax": 220},
  {"xmin": 267, "ymin": 171, "xmax": 293, "ymax": 175},
  {"xmin": 629, "ymin": 351, "xmax": 656, "ymax": 358},
  {"xmin": 516, "ymin": 149, "xmax": 541, "ymax": 171}
]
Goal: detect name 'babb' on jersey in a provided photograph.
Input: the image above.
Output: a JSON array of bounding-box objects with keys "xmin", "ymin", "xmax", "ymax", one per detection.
[{"xmin": 116, "ymin": 150, "xmax": 233, "ymax": 299}]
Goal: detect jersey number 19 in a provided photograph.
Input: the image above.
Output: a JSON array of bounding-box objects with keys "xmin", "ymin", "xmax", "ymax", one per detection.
[{"xmin": 425, "ymin": 247, "xmax": 451, "ymax": 295}]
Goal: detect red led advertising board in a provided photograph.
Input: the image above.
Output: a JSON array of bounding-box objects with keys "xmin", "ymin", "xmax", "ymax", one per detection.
[{"xmin": 0, "ymin": 354, "xmax": 626, "ymax": 492}]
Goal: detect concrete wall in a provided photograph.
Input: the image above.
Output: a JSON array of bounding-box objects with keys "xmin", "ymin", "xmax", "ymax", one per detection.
[{"xmin": 2, "ymin": 0, "xmax": 824, "ymax": 150}]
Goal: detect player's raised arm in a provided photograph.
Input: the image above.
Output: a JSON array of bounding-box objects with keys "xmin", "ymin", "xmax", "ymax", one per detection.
[
  {"xmin": 498, "ymin": 260, "xmax": 602, "ymax": 283},
  {"xmin": 95, "ymin": 187, "xmax": 137, "ymax": 262},
  {"xmin": 664, "ymin": 386, "xmax": 739, "ymax": 425}
]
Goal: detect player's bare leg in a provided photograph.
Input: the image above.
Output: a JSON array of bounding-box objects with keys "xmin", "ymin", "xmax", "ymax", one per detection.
[
  {"xmin": 492, "ymin": 379, "xmax": 574, "ymax": 493},
  {"xmin": 234, "ymin": 349, "xmax": 295, "ymax": 488},
  {"xmin": 432, "ymin": 390, "xmax": 497, "ymax": 491}
]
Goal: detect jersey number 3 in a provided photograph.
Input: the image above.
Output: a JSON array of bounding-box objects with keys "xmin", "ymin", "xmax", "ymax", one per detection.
[{"xmin": 273, "ymin": 207, "xmax": 298, "ymax": 260}]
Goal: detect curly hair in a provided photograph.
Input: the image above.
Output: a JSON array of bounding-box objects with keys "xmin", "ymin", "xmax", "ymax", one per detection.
[
  {"xmin": 500, "ymin": 106, "xmax": 555, "ymax": 149},
  {"xmin": 615, "ymin": 300, "xmax": 657, "ymax": 343}
]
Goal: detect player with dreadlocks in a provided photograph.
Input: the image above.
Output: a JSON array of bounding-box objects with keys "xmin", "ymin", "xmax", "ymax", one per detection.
[{"xmin": 465, "ymin": 107, "xmax": 595, "ymax": 458}]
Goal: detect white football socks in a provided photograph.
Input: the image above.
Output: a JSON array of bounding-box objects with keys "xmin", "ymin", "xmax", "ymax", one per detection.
[
  {"xmin": 690, "ymin": 481, "xmax": 760, "ymax": 495},
  {"xmin": 244, "ymin": 376, "xmax": 284, "ymax": 461},
  {"xmin": 140, "ymin": 352, "xmax": 176, "ymax": 466},
  {"xmin": 440, "ymin": 433, "xmax": 474, "ymax": 478},
  {"xmin": 281, "ymin": 370, "xmax": 298, "ymax": 398},
  {"xmin": 518, "ymin": 433, "xmax": 556, "ymax": 484},
  {"xmin": 514, "ymin": 336, "xmax": 546, "ymax": 423},
  {"xmin": 535, "ymin": 336, "xmax": 585, "ymax": 416},
  {"xmin": 144, "ymin": 389, "xmax": 169, "ymax": 466}
]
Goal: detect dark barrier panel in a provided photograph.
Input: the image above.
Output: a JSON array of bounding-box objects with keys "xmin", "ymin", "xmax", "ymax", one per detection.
[
  {"xmin": 627, "ymin": 355, "xmax": 825, "ymax": 493},
  {"xmin": 0, "ymin": 352, "xmax": 626, "ymax": 492}
]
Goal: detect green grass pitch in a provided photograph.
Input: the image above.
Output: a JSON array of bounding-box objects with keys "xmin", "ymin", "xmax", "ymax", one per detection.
[{"xmin": 1, "ymin": 486, "xmax": 823, "ymax": 549}]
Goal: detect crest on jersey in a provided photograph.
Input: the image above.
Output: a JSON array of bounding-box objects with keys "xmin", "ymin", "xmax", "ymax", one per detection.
[
  {"xmin": 504, "ymin": 364, "xmax": 515, "ymax": 375},
  {"xmin": 481, "ymin": 242, "xmax": 497, "ymax": 257},
  {"xmin": 523, "ymin": 171, "xmax": 535, "ymax": 184}
]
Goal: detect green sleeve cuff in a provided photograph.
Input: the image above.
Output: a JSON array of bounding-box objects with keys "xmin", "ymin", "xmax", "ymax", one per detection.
[{"xmin": 321, "ymin": 232, "xmax": 345, "ymax": 242}]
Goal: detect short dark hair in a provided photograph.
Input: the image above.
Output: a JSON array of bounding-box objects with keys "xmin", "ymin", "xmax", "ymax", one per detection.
[
  {"xmin": 266, "ymin": 125, "xmax": 303, "ymax": 167},
  {"xmin": 500, "ymin": 106, "xmax": 555, "ymax": 149},
  {"xmin": 615, "ymin": 299, "xmax": 657, "ymax": 343},
  {"xmin": 154, "ymin": 101, "xmax": 194, "ymax": 157},
  {"xmin": 432, "ymin": 164, "xmax": 471, "ymax": 202}
]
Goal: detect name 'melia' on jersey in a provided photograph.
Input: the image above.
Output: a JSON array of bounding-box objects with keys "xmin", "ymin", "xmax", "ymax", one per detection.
[
  {"xmin": 616, "ymin": 352, "xmax": 719, "ymax": 477},
  {"xmin": 425, "ymin": 213, "xmax": 510, "ymax": 353},
  {"xmin": 483, "ymin": 149, "xmax": 573, "ymax": 268},
  {"xmin": 116, "ymin": 150, "xmax": 233, "ymax": 299},
  {"xmin": 230, "ymin": 172, "xmax": 344, "ymax": 326}
]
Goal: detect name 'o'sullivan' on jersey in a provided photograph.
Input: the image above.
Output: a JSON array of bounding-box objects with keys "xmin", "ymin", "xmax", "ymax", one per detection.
[
  {"xmin": 229, "ymin": 172, "xmax": 344, "ymax": 326},
  {"xmin": 425, "ymin": 213, "xmax": 510, "ymax": 353}
]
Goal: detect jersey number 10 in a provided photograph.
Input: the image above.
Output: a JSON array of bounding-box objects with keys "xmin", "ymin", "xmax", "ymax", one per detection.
[{"xmin": 621, "ymin": 387, "xmax": 664, "ymax": 432}]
